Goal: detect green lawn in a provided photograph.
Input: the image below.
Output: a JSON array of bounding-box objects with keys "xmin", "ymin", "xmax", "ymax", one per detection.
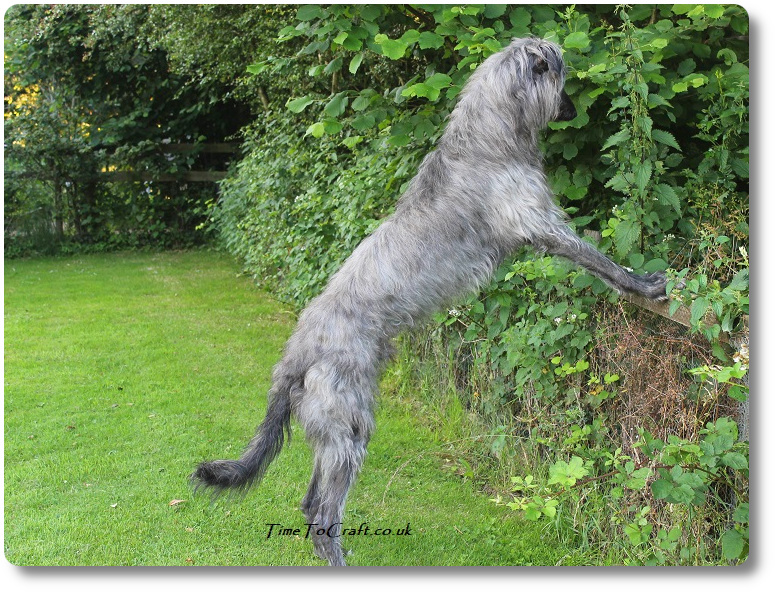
[{"xmin": 4, "ymin": 250, "xmax": 585, "ymax": 566}]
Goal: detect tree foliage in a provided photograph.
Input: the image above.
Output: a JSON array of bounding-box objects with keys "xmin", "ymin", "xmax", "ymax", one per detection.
[{"xmin": 4, "ymin": 4, "xmax": 251, "ymax": 254}]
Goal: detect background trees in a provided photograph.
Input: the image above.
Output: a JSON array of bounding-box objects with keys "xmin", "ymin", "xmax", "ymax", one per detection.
[{"xmin": 4, "ymin": 5, "xmax": 253, "ymax": 254}]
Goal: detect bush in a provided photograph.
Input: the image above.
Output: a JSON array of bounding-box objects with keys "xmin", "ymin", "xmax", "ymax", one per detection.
[{"xmin": 211, "ymin": 4, "xmax": 749, "ymax": 565}]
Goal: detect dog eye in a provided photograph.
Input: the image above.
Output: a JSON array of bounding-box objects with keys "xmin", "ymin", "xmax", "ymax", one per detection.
[{"xmin": 532, "ymin": 57, "xmax": 549, "ymax": 75}]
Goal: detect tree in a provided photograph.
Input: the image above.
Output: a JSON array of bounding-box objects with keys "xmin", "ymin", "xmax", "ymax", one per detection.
[{"xmin": 4, "ymin": 4, "xmax": 253, "ymax": 253}]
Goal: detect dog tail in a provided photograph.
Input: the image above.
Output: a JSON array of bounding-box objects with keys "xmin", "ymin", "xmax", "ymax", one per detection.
[{"xmin": 191, "ymin": 372, "xmax": 296, "ymax": 494}]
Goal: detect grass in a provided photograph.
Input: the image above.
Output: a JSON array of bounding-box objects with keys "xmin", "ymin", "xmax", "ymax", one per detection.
[{"xmin": 4, "ymin": 250, "xmax": 587, "ymax": 566}]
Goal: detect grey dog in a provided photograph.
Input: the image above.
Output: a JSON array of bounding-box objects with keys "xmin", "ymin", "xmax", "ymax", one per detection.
[{"xmin": 192, "ymin": 37, "xmax": 669, "ymax": 566}]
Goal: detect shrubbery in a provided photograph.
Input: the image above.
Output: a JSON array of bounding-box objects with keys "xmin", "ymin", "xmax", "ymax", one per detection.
[
  {"xmin": 6, "ymin": 3, "xmax": 749, "ymax": 565},
  {"xmin": 213, "ymin": 5, "xmax": 749, "ymax": 564}
]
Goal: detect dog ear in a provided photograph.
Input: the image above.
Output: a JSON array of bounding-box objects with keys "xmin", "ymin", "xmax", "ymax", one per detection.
[{"xmin": 532, "ymin": 56, "xmax": 549, "ymax": 75}]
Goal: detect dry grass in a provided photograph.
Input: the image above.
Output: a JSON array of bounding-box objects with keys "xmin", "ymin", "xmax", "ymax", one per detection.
[{"xmin": 590, "ymin": 302, "xmax": 741, "ymax": 458}]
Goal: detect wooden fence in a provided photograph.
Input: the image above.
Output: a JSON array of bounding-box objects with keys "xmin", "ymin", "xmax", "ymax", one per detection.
[{"xmin": 100, "ymin": 142, "xmax": 239, "ymax": 183}]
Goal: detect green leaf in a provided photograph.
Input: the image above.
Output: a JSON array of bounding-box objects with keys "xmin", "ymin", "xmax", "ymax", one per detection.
[
  {"xmin": 547, "ymin": 456, "xmax": 588, "ymax": 486},
  {"xmin": 705, "ymin": 5, "xmax": 725, "ymax": 19},
  {"xmin": 628, "ymin": 252, "xmax": 645, "ymax": 270},
  {"xmin": 651, "ymin": 129, "xmax": 681, "ymax": 151},
  {"xmin": 509, "ymin": 7, "xmax": 532, "ymax": 30},
  {"xmin": 563, "ymin": 143, "xmax": 578, "ymax": 160},
  {"xmin": 402, "ymin": 83, "xmax": 439, "ymax": 102},
  {"xmin": 690, "ymin": 296, "xmax": 709, "ymax": 326},
  {"xmin": 323, "ymin": 56, "xmax": 343, "ymax": 75},
  {"xmin": 418, "ymin": 31, "xmax": 445, "ymax": 50},
  {"xmin": 727, "ymin": 268, "xmax": 749, "ymax": 291},
  {"xmin": 341, "ymin": 135, "xmax": 362, "ymax": 149},
  {"xmin": 564, "ymin": 31, "xmax": 590, "ymax": 50},
  {"xmin": 524, "ymin": 505, "xmax": 542, "ymax": 521},
  {"xmin": 672, "ymin": 81, "xmax": 689, "ymax": 93},
  {"xmin": 651, "ymin": 479, "xmax": 673, "ymax": 499},
  {"xmin": 399, "ymin": 29, "xmax": 420, "ymax": 45},
  {"xmin": 602, "ymin": 129, "xmax": 631, "ymax": 150},
  {"xmin": 348, "ymin": 53, "xmax": 364, "ymax": 75},
  {"xmin": 733, "ymin": 503, "xmax": 749, "ymax": 524},
  {"xmin": 722, "ymin": 452, "xmax": 748, "ymax": 470},
  {"xmin": 286, "ymin": 96, "xmax": 315, "ymax": 113},
  {"xmin": 484, "ymin": 5, "xmax": 508, "ymax": 18},
  {"xmin": 305, "ymin": 121, "xmax": 325, "ymax": 138},
  {"xmin": 678, "ymin": 58, "xmax": 696, "ymax": 76},
  {"xmin": 297, "ymin": 5, "xmax": 323, "ymax": 21},
  {"xmin": 246, "ymin": 62, "xmax": 268, "ymax": 75},
  {"xmin": 634, "ymin": 160, "xmax": 652, "ymax": 192},
  {"xmin": 653, "ymin": 183, "xmax": 681, "ymax": 213},
  {"xmin": 425, "ymin": 73, "xmax": 453, "ymax": 90},
  {"xmin": 351, "ymin": 113, "xmax": 376, "ymax": 131},
  {"xmin": 721, "ymin": 528, "xmax": 745, "ymax": 560},
  {"xmin": 614, "ymin": 218, "xmax": 641, "ymax": 257},
  {"xmin": 351, "ymin": 94, "xmax": 371, "ymax": 111},
  {"xmin": 644, "ymin": 258, "xmax": 667, "ymax": 273},
  {"xmin": 340, "ymin": 34, "xmax": 362, "ymax": 52},
  {"xmin": 323, "ymin": 93, "xmax": 348, "ymax": 118},
  {"xmin": 322, "ymin": 119, "xmax": 343, "ymax": 135},
  {"xmin": 625, "ymin": 467, "xmax": 651, "ymax": 490},
  {"xmin": 387, "ymin": 134, "xmax": 411, "ymax": 147},
  {"xmin": 374, "ymin": 34, "xmax": 408, "ymax": 60}
]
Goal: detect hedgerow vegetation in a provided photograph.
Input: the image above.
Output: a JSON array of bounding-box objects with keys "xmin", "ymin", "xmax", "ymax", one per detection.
[{"xmin": 5, "ymin": 4, "xmax": 749, "ymax": 565}]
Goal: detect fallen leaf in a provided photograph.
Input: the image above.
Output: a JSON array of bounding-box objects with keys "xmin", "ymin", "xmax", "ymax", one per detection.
[
  {"xmin": 110, "ymin": 503, "xmax": 118, "ymax": 508},
  {"xmin": 169, "ymin": 499, "xmax": 186, "ymax": 506}
]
